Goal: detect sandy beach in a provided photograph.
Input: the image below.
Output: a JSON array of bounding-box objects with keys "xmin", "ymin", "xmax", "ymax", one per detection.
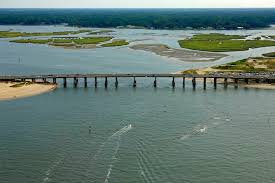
[
  {"xmin": 130, "ymin": 44, "xmax": 226, "ymax": 62},
  {"xmin": 0, "ymin": 82, "xmax": 57, "ymax": 101}
]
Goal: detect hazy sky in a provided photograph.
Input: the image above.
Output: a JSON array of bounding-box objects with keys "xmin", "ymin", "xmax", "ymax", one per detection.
[{"xmin": 1, "ymin": 0, "xmax": 275, "ymax": 8}]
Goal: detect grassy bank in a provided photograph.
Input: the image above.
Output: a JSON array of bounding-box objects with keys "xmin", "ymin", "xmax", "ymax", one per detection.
[
  {"xmin": 101, "ymin": 40, "xmax": 129, "ymax": 47},
  {"xmin": 9, "ymin": 82, "xmax": 32, "ymax": 88},
  {"xmin": 0, "ymin": 30, "xmax": 91, "ymax": 38},
  {"xmin": 182, "ymin": 57, "xmax": 275, "ymax": 74},
  {"xmin": 263, "ymin": 52, "xmax": 275, "ymax": 57},
  {"xmin": 10, "ymin": 37, "xmax": 113, "ymax": 47},
  {"xmin": 178, "ymin": 33, "xmax": 275, "ymax": 52},
  {"xmin": 10, "ymin": 39, "xmax": 50, "ymax": 44},
  {"xmin": 88, "ymin": 30, "xmax": 114, "ymax": 35}
]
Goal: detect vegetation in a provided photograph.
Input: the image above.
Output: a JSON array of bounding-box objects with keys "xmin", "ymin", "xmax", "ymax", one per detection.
[
  {"xmin": 89, "ymin": 30, "xmax": 114, "ymax": 35},
  {"xmin": 0, "ymin": 30, "xmax": 91, "ymax": 38},
  {"xmin": 212, "ymin": 57, "xmax": 275, "ymax": 71},
  {"xmin": 178, "ymin": 33, "xmax": 275, "ymax": 52},
  {"xmin": 190, "ymin": 33, "xmax": 245, "ymax": 41},
  {"xmin": 263, "ymin": 52, "xmax": 275, "ymax": 57},
  {"xmin": 52, "ymin": 39, "xmax": 72, "ymax": 43},
  {"xmin": 181, "ymin": 69, "xmax": 199, "ymax": 75},
  {"xmin": 10, "ymin": 39, "xmax": 50, "ymax": 44},
  {"xmin": 101, "ymin": 40, "xmax": 129, "ymax": 47},
  {"xmin": 1, "ymin": 9, "xmax": 275, "ymax": 30},
  {"xmin": 73, "ymin": 37, "xmax": 112, "ymax": 44},
  {"xmin": 10, "ymin": 37, "xmax": 113, "ymax": 49},
  {"xmin": 10, "ymin": 82, "xmax": 32, "ymax": 88}
]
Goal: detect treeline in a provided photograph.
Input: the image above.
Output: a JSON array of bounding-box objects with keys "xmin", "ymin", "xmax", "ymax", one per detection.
[{"xmin": 0, "ymin": 9, "xmax": 275, "ymax": 30}]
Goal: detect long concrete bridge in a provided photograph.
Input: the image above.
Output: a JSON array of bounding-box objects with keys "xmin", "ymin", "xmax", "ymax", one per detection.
[{"xmin": 1, "ymin": 73, "xmax": 275, "ymax": 89}]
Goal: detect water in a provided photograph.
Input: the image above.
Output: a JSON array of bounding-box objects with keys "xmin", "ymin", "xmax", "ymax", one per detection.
[{"xmin": 1, "ymin": 26, "xmax": 275, "ymax": 183}]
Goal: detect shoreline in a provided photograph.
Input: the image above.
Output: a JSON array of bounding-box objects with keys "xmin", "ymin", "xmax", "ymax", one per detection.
[
  {"xmin": 0, "ymin": 82, "xmax": 57, "ymax": 101},
  {"xmin": 174, "ymin": 70, "xmax": 275, "ymax": 90},
  {"xmin": 130, "ymin": 44, "xmax": 226, "ymax": 62},
  {"xmin": 177, "ymin": 63, "xmax": 275, "ymax": 90}
]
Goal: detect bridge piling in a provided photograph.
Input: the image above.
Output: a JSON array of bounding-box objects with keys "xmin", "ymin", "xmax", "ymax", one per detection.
[
  {"xmin": 203, "ymin": 77, "xmax": 206, "ymax": 89},
  {"xmin": 245, "ymin": 78, "xmax": 249, "ymax": 84},
  {"xmin": 73, "ymin": 77, "xmax": 78, "ymax": 88},
  {"xmin": 105, "ymin": 77, "xmax": 108, "ymax": 88},
  {"xmin": 214, "ymin": 78, "xmax": 217, "ymax": 89},
  {"xmin": 84, "ymin": 77, "xmax": 87, "ymax": 88},
  {"xmin": 95, "ymin": 77, "xmax": 98, "ymax": 88},
  {"xmin": 192, "ymin": 77, "xmax": 196, "ymax": 89},
  {"xmin": 53, "ymin": 78, "xmax": 56, "ymax": 84},
  {"xmin": 153, "ymin": 77, "xmax": 157, "ymax": 88},
  {"xmin": 133, "ymin": 77, "xmax": 137, "ymax": 87},
  {"xmin": 63, "ymin": 78, "xmax": 67, "ymax": 88},
  {"xmin": 32, "ymin": 78, "xmax": 36, "ymax": 83},
  {"xmin": 182, "ymin": 77, "xmax": 185, "ymax": 88},
  {"xmin": 115, "ymin": 77, "xmax": 118, "ymax": 88},
  {"xmin": 172, "ymin": 77, "xmax": 175, "ymax": 88},
  {"xmin": 224, "ymin": 78, "xmax": 228, "ymax": 88},
  {"xmin": 42, "ymin": 78, "xmax": 47, "ymax": 83}
]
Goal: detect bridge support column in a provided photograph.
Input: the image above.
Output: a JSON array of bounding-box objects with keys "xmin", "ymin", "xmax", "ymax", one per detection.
[
  {"xmin": 203, "ymin": 77, "xmax": 206, "ymax": 89},
  {"xmin": 115, "ymin": 77, "xmax": 118, "ymax": 88},
  {"xmin": 224, "ymin": 78, "xmax": 228, "ymax": 88},
  {"xmin": 63, "ymin": 78, "xmax": 67, "ymax": 88},
  {"xmin": 95, "ymin": 77, "xmax": 97, "ymax": 88},
  {"xmin": 214, "ymin": 78, "xmax": 217, "ymax": 89},
  {"xmin": 32, "ymin": 78, "xmax": 36, "ymax": 83},
  {"xmin": 182, "ymin": 77, "xmax": 185, "ymax": 88},
  {"xmin": 53, "ymin": 78, "xmax": 56, "ymax": 84},
  {"xmin": 84, "ymin": 77, "xmax": 87, "ymax": 88},
  {"xmin": 256, "ymin": 79, "xmax": 260, "ymax": 83},
  {"xmin": 42, "ymin": 78, "xmax": 47, "ymax": 83},
  {"xmin": 153, "ymin": 77, "xmax": 157, "ymax": 88},
  {"xmin": 172, "ymin": 77, "xmax": 175, "ymax": 88},
  {"xmin": 133, "ymin": 77, "xmax": 137, "ymax": 87},
  {"xmin": 234, "ymin": 78, "xmax": 238, "ymax": 84},
  {"xmin": 21, "ymin": 78, "xmax": 26, "ymax": 82},
  {"xmin": 245, "ymin": 78, "xmax": 249, "ymax": 84},
  {"xmin": 192, "ymin": 77, "xmax": 196, "ymax": 89},
  {"xmin": 73, "ymin": 77, "xmax": 78, "ymax": 88},
  {"xmin": 105, "ymin": 77, "xmax": 108, "ymax": 88}
]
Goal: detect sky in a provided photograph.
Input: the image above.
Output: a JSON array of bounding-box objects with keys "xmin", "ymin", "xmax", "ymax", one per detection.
[{"xmin": 0, "ymin": 0, "xmax": 275, "ymax": 8}]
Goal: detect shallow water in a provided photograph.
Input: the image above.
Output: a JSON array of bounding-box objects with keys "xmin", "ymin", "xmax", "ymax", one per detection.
[{"xmin": 1, "ymin": 26, "xmax": 275, "ymax": 183}]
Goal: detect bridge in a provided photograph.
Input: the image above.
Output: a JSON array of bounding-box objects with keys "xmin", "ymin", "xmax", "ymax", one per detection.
[{"xmin": 1, "ymin": 73, "xmax": 275, "ymax": 89}]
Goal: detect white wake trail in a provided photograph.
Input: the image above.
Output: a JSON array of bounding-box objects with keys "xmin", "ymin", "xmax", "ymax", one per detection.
[{"xmin": 103, "ymin": 124, "xmax": 132, "ymax": 183}]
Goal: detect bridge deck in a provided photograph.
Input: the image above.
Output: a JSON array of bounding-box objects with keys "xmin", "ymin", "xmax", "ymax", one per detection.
[{"xmin": 1, "ymin": 73, "xmax": 275, "ymax": 80}]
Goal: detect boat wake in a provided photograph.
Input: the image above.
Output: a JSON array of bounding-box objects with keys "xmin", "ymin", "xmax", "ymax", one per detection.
[
  {"xmin": 42, "ymin": 155, "xmax": 64, "ymax": 183},
  {"xmin": 88, "ymin": 124, "xmax": 132, "ymax": 183},
  {"xmin": 104, "ymin": 124, "xmax": 132, "ymax": 183}
]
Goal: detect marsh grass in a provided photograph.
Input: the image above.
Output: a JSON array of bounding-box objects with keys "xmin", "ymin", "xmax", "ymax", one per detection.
[
  {"xmin": 178, "ymin": 33, "xmax": 275, "ymax": 52},
  {"xmin": 212, "ymin": 58, "xmax": 275, "ymax": 71},
  {"xmin": 10, "ymin": 82, "xmax": 32, "ymax": 88},
  {"xmin": 263, "ymin": 52, "xmax": 275, "ymax": 57},
  {"xmin": 101, "ymin": 40, "xmax": 129, "ymax": 47},
  {"xmin": 0, "ymin": 30, "xmax": 91, "ymax": 38}
]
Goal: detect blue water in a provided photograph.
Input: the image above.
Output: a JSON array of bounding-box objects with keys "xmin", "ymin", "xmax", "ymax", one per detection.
[{"xmin": 1, "ymin": 26, "xmax": 275, "ymax": 183}]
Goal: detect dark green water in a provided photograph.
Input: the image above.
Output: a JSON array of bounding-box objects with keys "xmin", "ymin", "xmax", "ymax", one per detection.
[
  {"xmin": 1, "ymin": 25, "xmax": 275, "ymax": 183},
  {"xmin": 1, "ymin": 86, "xmax": 275, "ymax": 183}
]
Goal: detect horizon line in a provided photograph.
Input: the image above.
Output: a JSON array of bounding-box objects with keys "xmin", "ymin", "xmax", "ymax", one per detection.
[{"xmin": 1, "ymin": 7, "xmax": 275, "ymax": 9}]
